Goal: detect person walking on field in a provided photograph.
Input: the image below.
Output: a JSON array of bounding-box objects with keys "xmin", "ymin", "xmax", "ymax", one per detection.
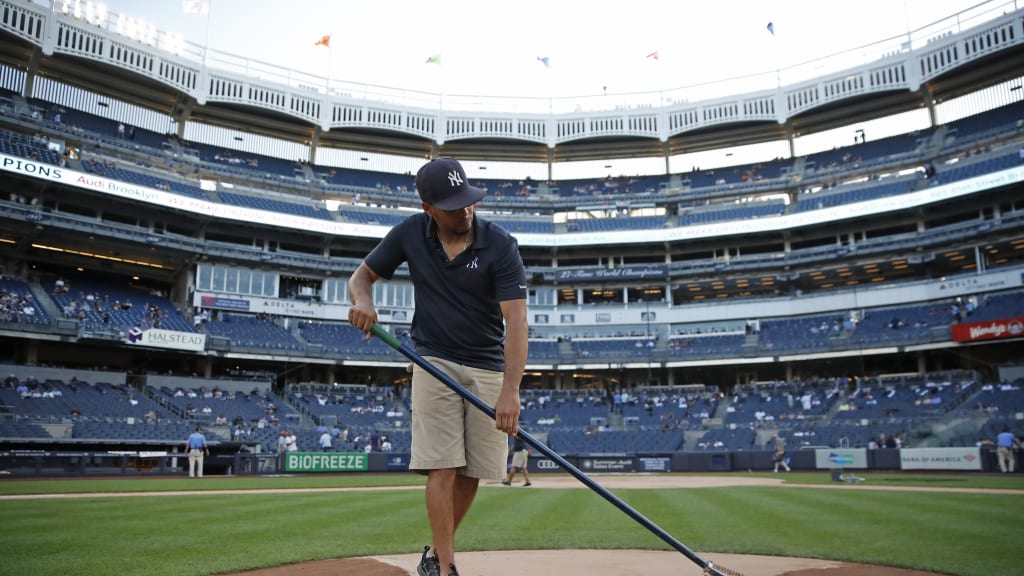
[
  {"xmin": 348, "ymin": 157, "xmax": 528, "ymax": 576},
  {"xmin": 185, "ymin": 426, "xmax": 209, "ymax": 478},
  {"xmin": 771, "ymin": 433, "xmax": 791, "ymax": 473},
  {"xmin": 996, "ymin": 426, "xmax": 1018, "ymax": 473},
  {"xmin": 502, "ymin": 434, "xmax": 532, "ymax": 486}
]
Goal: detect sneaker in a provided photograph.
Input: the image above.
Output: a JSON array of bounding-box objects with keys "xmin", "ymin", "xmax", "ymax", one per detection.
[
  {"xmin": 447, "ymin": 563, "xmax": 460, "ymax": 576},
  {"xmin": 522, "ymin": 482, "xmax": 532, "ymax": 487},
  {"xmin": 500, "ymin": 480, "xmax": 510, "ymax": 486},
  {"xmin": 417, "ymin": 546, "xmax": 440, "ymax": 576}
]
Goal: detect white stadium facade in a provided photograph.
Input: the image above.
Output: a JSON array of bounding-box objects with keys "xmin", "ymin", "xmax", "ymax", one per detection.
[{"xmin": 0, "ymin": 0, "xmax": 1023, "ymax": 395}]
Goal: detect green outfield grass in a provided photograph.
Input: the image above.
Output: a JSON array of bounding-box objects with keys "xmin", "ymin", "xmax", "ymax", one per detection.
[{"xmin": 2, "ymin": 472, "xmax": 1022, "ymax": 576}]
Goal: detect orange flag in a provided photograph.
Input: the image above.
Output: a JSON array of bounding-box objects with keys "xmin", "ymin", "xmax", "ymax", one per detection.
[{"xmin": 315, "ymin": 35, "xmax": 331, "ymax": 48}]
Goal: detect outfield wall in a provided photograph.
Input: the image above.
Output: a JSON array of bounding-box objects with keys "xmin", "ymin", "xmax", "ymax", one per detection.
[{"xmin": 0, "ymin": 446, "xmax": 1011, "ymax": 477}]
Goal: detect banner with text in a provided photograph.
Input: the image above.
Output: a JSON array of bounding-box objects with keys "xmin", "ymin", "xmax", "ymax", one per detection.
[
  {"xmin": 125, "ymin": 327, "xmax": 206, "ymax": 352},
  {"xmin": 2, "ymin": 153, "xmax": 1023, "ymax": 248},
  {"xmin": 814, "ymin": 448, "xmax": 868, "ymax": 469},
  {"xmin": 556, "ymin": 264, "xmax": 668, "ymax": 282},
  {"xmin": 578, "ymin": 456, "xmax": 635, "ymax": 472},
  {"xmin": 194, "ymin": 292, "xmax": 350, "ymax": 320},
  {"xmin": 635, "ymin": 456, "xmax": 672, "ymax": 472},
  {"xmin": 951, "ymin": 317, "xmax": 1024, "ymax": 343},
  {"xmin": 899, "ymin": 447, "xmax": 981, "ymax": 470},
  {"xmin": 200, "ymin": 296, "xmax": 250, "ymax": 312},
  {"xmin": 284, "ymin": 452, "xmax": 368, "ymax": 472}
]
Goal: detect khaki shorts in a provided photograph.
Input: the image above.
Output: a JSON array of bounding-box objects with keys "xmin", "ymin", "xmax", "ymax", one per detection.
[
  {"xmin": 410, "ymin": 356, "xmax": 508, "ymax": 480},
  {"xmin": 510, "ymin": 449, "xmax": 528, "ymax": 469}
]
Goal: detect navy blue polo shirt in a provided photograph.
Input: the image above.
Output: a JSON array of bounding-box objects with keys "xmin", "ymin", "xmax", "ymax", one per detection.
[{"xmin": 364, "ymin": 212, "xmax": 527, "ymax": 371}]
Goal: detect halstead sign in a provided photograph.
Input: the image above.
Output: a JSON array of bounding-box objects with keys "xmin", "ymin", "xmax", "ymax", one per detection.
[{"xmin": 125, "ymin": 328, "xmax": 206, "ymax": 352}]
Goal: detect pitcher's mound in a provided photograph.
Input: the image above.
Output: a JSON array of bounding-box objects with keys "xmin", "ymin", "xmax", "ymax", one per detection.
[{"xmin": 221, "ymin": 550, "xmax": 948, "ymax": 576}]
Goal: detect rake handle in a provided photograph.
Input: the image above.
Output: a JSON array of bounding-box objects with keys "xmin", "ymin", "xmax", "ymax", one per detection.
[{"xmin": 370, "ymin": 324, "xmax": 733, "ymax": 575}]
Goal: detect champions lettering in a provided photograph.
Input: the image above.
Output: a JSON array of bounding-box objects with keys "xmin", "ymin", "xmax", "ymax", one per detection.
[{"xmin": 2, "ymin": 156, "xmax": 63, "ymax": 179}]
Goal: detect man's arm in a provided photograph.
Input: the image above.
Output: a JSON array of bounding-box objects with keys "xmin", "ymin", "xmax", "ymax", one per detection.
[
  {"xmin": 494, "ymin": 298, "xmax": 528, "ymax": 435},
  {"xmin": 347, "ymin": 262, "xmax": 382, "ymax": 334}
]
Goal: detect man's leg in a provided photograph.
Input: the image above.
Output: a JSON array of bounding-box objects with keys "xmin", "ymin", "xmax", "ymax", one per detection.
[
  {"xmin": 425, "ymin": 469, "xmax": 479, "ymax": 573},
  {"xmin": 197, "ymin": 454, "xmax": 204, "ymax": 478}
]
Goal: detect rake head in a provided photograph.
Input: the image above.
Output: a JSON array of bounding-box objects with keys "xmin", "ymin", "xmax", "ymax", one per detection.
[{"xmin": 704, "ymin": 561, "xmax": 746, "ymax": 576}]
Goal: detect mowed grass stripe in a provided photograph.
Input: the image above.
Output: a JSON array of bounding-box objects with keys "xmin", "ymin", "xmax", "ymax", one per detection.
[
  {"xmin": 2, "ymin": 491, "xmax": 433, "ymax": 576},
  {"xmin": 3, "ymin": 478, "xmax": 1023, "ymax": 576},
  {"xmin": 469, "ymin": 487, "xmax": 643, "ymax": 550}
]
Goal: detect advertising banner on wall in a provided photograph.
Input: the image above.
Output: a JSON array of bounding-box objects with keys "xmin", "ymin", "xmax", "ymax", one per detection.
[
  {"xmin": 200, "ymin": 295, "xmax": 250, "ymax": 311},
  {"xmin": 527, "ymin": 456, "xmax": 575, "ymax": 473},
  {"xmin": 951, "ymin": 317, "xmax": 1024, "ymax": 342},
  {"xmin": 283, "ymin": 452, "xmax": 368, "ymax": 473},
  {"xmin": 899, "ymin": 447, "xmax": 981, "ymax": 470},
  {"xmin": 125, "ymin": 327, "xmax": 206, "ymax": 352},
  {"xmin": 635, "ymin": 456, "xmax": 672, "ymax": 472},
  {"xmin": 578, "ymin": 456, "xmax": 635, "ymax": 473},
  {"xmin": 385, "ymin": 454, "xmax": 410, "ymax": 471},
  {"xmin": 814, "ymin": 448, "xmax": 868, "ymax": 469}
]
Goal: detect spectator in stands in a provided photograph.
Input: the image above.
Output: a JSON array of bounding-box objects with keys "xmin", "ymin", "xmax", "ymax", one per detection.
[
  {"xmin": 771, "ymin": 434, "xmax": 791, "ymax": 473},
  {"xmin": 319, "ymin": 429, "xmax": 332, "ymax": 452},
  {"xmin": 501, "ymin": 434, "xmax": 532, "ymax": 487},
  {"xmin": 185, "ymin": 426, "xmax": 209, "ymax": 478},
  {"xmin": 996, "ymin": 427, "xmax": 1018, "ymax": 473},
  {"xmin": 347, "ymin": 157, "xmax": 528, "ymax": 576}
]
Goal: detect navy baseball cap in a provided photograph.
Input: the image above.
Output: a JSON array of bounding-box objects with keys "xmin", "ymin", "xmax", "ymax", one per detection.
[{"xmin": 415, "ymin": 157, "xmax": 485, "ymax": 210}]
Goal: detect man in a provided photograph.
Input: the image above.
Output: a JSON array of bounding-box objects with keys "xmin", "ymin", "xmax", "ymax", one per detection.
[
  {"xmin": 502, "ymin": 434, "xmax": 532, "ymax": 487},
  {"xmin": 771, "ymin": 433, "xmax": 791, "ymax": 473},
  {"xmin": 277, "ymin": 431, "xmax": 289, "ymax": 470},
  {"xmin": 348, "ymin": 157, "xmax": 528, "ymax": 576},
  {"xmin": 185, "ymin": 426, "xmax": 208, "ymax": 478},
  {"xmin": 996, "ymin": 426, "xmax": 1017, "ymax": 473}
]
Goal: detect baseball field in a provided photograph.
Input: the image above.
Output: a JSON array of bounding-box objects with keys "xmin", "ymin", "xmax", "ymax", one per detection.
[{"xmin": 2, "ymin": 471, "xmax": 1022, "ymax": 576}]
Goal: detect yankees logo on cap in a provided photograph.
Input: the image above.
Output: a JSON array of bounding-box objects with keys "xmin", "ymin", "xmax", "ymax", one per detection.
[{"xmin": 415, "ymin": 157, "xmax": 485, "ymax": 210}]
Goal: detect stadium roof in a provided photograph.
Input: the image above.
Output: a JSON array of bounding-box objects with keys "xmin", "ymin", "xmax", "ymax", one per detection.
[{"xmin": 1, "ymin": 2, "xmax": 1022, "ymax": 163}]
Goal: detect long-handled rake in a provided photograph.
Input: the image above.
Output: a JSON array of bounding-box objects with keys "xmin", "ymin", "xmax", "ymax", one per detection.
[{"xmin": 370, "ymin": 324, "xmax": 743, "ymax": 576}]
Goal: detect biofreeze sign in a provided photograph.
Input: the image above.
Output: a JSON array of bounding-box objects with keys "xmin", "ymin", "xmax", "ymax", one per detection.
[{"xmin": 285, "ymin": 452, "xmax": 368, "ymax": 472}]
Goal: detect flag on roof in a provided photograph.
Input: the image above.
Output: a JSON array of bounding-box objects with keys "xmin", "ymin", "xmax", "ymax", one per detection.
[
  {"xmin": 766, "ymin": 22, "xmax": 775, "ymax": 35},
  {"xmin": 426, "ymin": 54, "xmax": 442, "ymax": 65},
  {"xmin": 536, "ymin": 56, "xmax": 550, "ymax": 68},
  {"xmin": 182, "ymin": 0, "xmax": 209, "ymax": 14},
  {"xmin": 646, "ymin": 50, "xmax": 659, "ymax": 61},
  {"xmin": 314, "ymin": 35, "xmax": 331, "ymax": 48}
]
